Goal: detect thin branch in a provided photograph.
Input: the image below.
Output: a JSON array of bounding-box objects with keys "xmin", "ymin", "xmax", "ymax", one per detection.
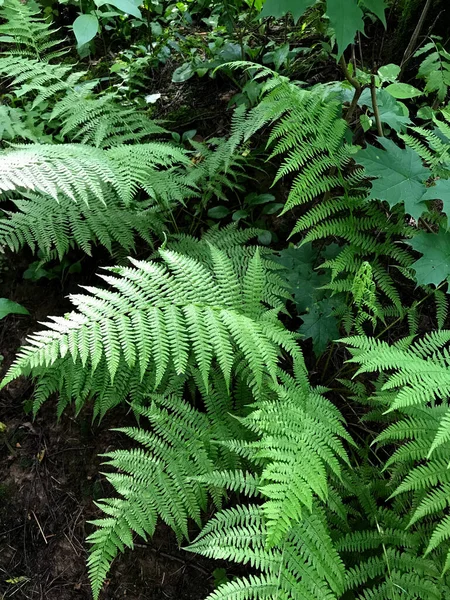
[
  {"xmin": 399, "ymin": 0, "xmax": 433, "ymax": 78},
  {"xmin": 339, "ymin": 55, "xmax": 362, "ymax": 123}
]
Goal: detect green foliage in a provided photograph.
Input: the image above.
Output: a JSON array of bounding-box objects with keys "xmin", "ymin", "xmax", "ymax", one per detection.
[
  {"xmin": 0, "ymin": 298, "xmax": 29, "ymax": 320},
  {"xmin": 356, "ymin": 137, "xmax": 430, "ymax": 220},
  {"xmin": 260, "ymin": 0, "xmax": 386, "ymax": 58},
  {"xmin": 4, "ymin": 2, "xmax": 450, "ymax": 600},
  {"xmin": 88, "ymin": 377, "xmax": 248, "ymax": 599},
  {"xmin": 344, "ymin": 333, "xmax": 450, "ymax": 577},
  {"xmin": 0, "ymin": 192, "xmax": 166, "ymax": 260},
  {"xmin": 0, "ymin": 0, "xmax": 63, "ymax": 59},
  {"xmin": 408, "ymin": 228, "xmax": 450, "ymax": 287},
  {"xmin": 415, "ymin": 38, "xmax": 450, "ymax": 104},
  {"xmin": 1, "ymin": 242, "xmax": 299, "ymax": 417}
]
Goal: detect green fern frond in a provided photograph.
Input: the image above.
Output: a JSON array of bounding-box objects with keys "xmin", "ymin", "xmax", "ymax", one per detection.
[
  {"xmin": 0, "ymin": 0, "xmax": 64, "ymax": 59},
  {"xmin": 0, "ymin": 191, "xmax": 166, "ymax": 259},
  {"xmin": 0, "ymin": 142, "xmax": 193, "ymax": 206},
  {"xmin": 1, "ymin": 244, "xmax": 300, "ymax": 415}
]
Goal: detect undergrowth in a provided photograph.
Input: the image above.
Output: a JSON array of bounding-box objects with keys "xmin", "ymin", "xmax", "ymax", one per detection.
[{"xmin": 2, "ymin": 0, "xmax": 450, "ymax": 598}]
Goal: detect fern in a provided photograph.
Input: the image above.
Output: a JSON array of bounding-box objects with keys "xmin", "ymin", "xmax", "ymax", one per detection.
[
  {"xmin": 0, "ymin": 0, "xmax": 64, "ymax": 60},
  {"xmin": 344, "ymin": 333, "xmax": 450, "ymax": 571},
  {"xmin": 0, "ymin": 191, "xmax": 166, "ymax": 259},
  {"xmin": 89, "ymin": 363, "xmax": 349, "ymax": 599},
  {"xmin": 186, "ymin": 371, "xmax": 349, "ymax": 600},
  {"xmin": 1, "ymin": 243, "xmax": 300, "ymax": 417},
  {"xmin": 88, "ymin": 374, "xmax": 248, "ymax": 599},
  {"xmin": 0, "ymin": 141, "xmax": 192, "ymax": 211}
]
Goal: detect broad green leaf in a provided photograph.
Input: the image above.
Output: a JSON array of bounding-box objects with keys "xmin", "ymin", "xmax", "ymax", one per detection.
[
  {"xmin": 356, "ymin": 138, "xmax": 430, "ymax": 219},
  {"xmin": 232, "ymin": 209, "xmax": 249, "ymax": 221},
  {"xmin": 273, "ymin": 43, "xmax": 290, "ymax": 70},
  {"xmin": 257, "ymin": 230, "xmax": 272, "ymax": 245},
  {"xmin": 95, "ymin": 0, "xmax": 142, "ymax": 18},
  {"xmin": 260, "ymin": 0, "xmax": 316, "ymax": 22},
  {"xmin": 0, "ymin": 298, "xmax": 29, "ymax": 320},
  {"xmin": 360, "ymin": 0, "xmax": 386, "ymax": 27},
  {"xmin": 417, "ymin": 105, "xmax": 434, "ymax": 120},
  {"xmin": 360, "ymin": 114, "xmax": 372, "ymax": 132},
  {"xmin": 172, "ymin": 62, "xmax": 194, "ymax": 83},
  {"xmin": 326, "ymin": 0, "xmax": 364, "ymax": 59},
  {"xmin": 207, "ymin": 206, "xmax": 230, "ymax": 219},
  {"xmin": 275, "ymin": 245, "xmax": 327, "ymax": 312},
  {"xmin": 359, "ymin": 88, "xmax": 411, "ymax": 132},
  {"xmin": 385, "ymin": 83, "xmax": 423, "ymax": 99},
  {"xmin": 408, "ymin": 229, "xmax": 450, "ymax": 287},
  {"xmin": 73, "ymin": 14, "xmax": 99, "ymax": 47},
  {"xmin": 299, "ymin": 298, "xmax": 341, "ymax": 355},
  {"xmin": 425, "ymin": 68, "xmax": 450, "ymax": 102},
  {"xmin": 378, "ymin": 63, "xmax": 400, "ymax": 83},
  {"xmin": 422, "ymin": 179, "xmax": 450, "ymax": 222}
]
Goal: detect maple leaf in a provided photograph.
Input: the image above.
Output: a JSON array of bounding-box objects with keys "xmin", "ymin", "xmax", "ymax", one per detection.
[
  {"xmin": 275, "ymin": 245, "xmax": 328, "ymax": 312},
  {"xmin": 356, "ymin": 138, "xmax": 430, "ymax": 219},
  {"xmin": 260, "ymin": 0, "xmax": 315, "ymax": 22},
  {"xmin": 359, "ymin": 88, "xmax": 411, "ymax": 132},
  {"xmin": 299, "ymin": 297, "xmax": 342, "ymax": 355},
  {"xmin": 408, "ymin": 229, "xmax": 450, "ymax": 287},
  {"xmin": 422, "ymin": 179, "xmax": 450, "ymax": 223},
  {"xmin": 327, "ymin": 0, "xmax": 364, "ymax": 59},
  {"xmin": 360, "ymin": 0, "xmax": 387, "ymax": 27}
]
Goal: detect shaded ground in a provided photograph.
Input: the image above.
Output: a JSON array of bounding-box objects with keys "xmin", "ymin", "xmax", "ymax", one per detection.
[{"xmin": 0, "ymin": 255, "xmax": 216, "ymax": 600}]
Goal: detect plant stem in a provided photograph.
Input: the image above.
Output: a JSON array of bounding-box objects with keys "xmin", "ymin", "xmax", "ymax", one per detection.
[
  {"xmin": 399, "ymin": 0, "xmax": 433, "ymax": 78},
  {"xmin": 370, "ymin": 75, "xmax": 383, "ymax": 137},
  {"xmin": 339, "ymin": 56, "xmax": 362, "ymax": 124}
]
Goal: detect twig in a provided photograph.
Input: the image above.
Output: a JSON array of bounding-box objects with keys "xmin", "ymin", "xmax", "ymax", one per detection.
[
  {"xmin": 31, "ymin": 511, "xmax": 47, "ymax": 545},
  {"xmin": 370, "ymin": 74, "xmax": 383, "ymax": 136},
  {"xmin": 399, "ymin": 0, "xmax": 433, "ymax": 78}
]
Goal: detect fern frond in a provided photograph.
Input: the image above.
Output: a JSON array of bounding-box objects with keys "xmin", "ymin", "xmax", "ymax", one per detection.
[
  {"xmin": 0, "ymin": 192, "xmax": 166, "ymax": 259},
  {"xmin": 0, "ymin": 0, "xmax": 64, "ymax": 59},
  {"xmin": 2, "ymin": 245, "xmax": 300, "ymax": 415}
]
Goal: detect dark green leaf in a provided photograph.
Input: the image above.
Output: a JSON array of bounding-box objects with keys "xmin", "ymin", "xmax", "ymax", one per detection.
[
  {"xmin": 356, "ymin": 138, "xmax": 430, "ymax": 219},
  {"xmin": 326, "ymin": 0, "xmax": 364, "ymax": 59},
  {"xmin": 408, "ymin": 229, "xmax": 450, "ymax": 287},
  {"xmin": 245, "ymin": 193, "xmax": 276, "ymax": 206},
  {"xmin": 0, "ymin": 298, "xmax": 29, "ymax": 320},
  {"xmin": 299, "ymin": 298, "xmax": 341, "ymax": 355},
  {"xmin": 262, "ymin": 203, "xmax": 284, "ymax": 215},
  {"xmin": 257, "ymin": 230, "xmax": 272, "ymax": 245},
  {"xmin": 232, "ymin": 210, "xmax": 249, "ymax": 221},
  {"xmin": 275, "ymin": 245, "xmax": 327, "ymax": 312},
  {"xmin": 172, "ymin": 63, "xmax": 194, "ymax": 83},
  {"xmin": 360, "ymin": 0, "xmax": 387, "ymax": 27},
  {"xmin": 260, "ymin": 0, "xmax": 316, "ymax": 23},
  {"xmin": 422, "ymin": 179, "xmax": 450, "ymax": 221},
  {"xmin": 207, "ymin": 206, "xmax": 230, "ymax": 219},
  {"xmin": 359, "ymin": 88, "xmax": 411, "ymax": 132}
]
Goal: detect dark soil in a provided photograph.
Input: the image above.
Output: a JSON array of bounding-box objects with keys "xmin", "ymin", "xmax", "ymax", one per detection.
[{"xmin": 0, "ymin": 254, "xmax": 216, "ymax": 600}]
